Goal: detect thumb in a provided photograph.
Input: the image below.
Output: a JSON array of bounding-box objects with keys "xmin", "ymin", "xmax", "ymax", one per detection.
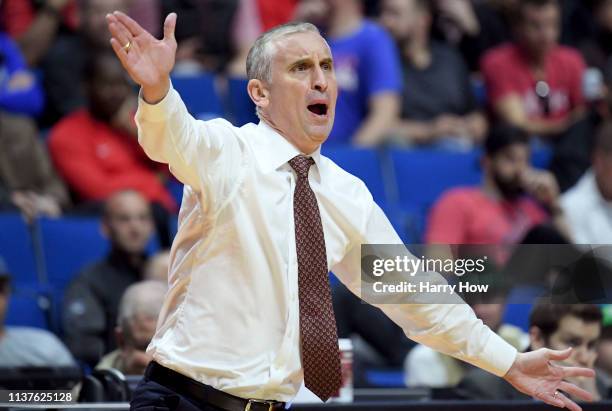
[
  {"xmin": 163, "ymin": 12, "xmax": 177, "ymax": 42},
  {"xmin": 546, "ymin": 347, "xmax": 572, "ymax": 361}
]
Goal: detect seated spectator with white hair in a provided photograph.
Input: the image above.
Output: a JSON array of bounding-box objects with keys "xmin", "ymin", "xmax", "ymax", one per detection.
[{"xmin": 96, "ymin": 280, "xmax": 166, "ymax": 376}]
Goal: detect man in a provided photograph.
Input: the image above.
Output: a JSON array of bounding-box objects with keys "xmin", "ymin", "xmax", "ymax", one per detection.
[
  {"xmin": 0, "ymin": 257, "xmax": 75, "ymax": 367},
  {"xmin": 96, "ymin": 280, "xmax": 166, "ymax": 375},
  {"xmin": 381, "ymin": 0, "xmax": 487, "ymax": 147},
  {"xmin": 107, "ymin": 11, "xmax": 594, "ymax": 411},
  {"xmin": 427, "ymin": 125, "xmax": 570, "ymax": 246},
  {"xmin": 296, "ymin": 0, "xmax": 402, "ymax": 146},
  {"xmin": 459, "ymin": 303, "xmax": 605, "ymax": 401},
  {"xmin": 62, "ymin": 190, "xmax": 154, "ymax": 367},
  {"xmin": 48, "ymin": 52, "xmax": 175, "ymax": 213},
  {"xmin": 481, "ymin": 0, "xmax": 586, "ymax": 137},
  {"xmin": 561, "ymin": 121, "xmax": 612, "ymax": 244}
]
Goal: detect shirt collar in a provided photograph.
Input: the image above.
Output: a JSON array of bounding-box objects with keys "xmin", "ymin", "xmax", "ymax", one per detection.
[{"xmin": 253, "ymin": 120, "xmax": 322, "ymax": 174}]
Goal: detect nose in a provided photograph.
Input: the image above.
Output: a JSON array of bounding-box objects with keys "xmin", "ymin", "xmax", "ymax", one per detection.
[{"xmin": 312, "ymin": 65, "xmax": 328, "ymax": 92}]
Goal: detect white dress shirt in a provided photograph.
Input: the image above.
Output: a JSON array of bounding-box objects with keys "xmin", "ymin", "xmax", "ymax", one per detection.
[
  {"xmin": 136, "ymin": 85, "xmax": 518, "ymax": 402},
  {"xmin": 561, "ymin": 170, "xmax": 612, "ymax": 244}
]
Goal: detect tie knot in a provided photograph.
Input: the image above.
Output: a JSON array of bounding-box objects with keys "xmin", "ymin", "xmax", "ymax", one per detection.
[{"xmin": 289, "ymin": 155, "xmax": 315, "ymax": 179}]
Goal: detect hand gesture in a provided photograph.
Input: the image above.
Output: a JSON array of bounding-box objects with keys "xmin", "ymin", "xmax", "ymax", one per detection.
[
  {"xmin": 504, "ymin": 347, "xmax": 596, "ymax": 411},
  {"xmin": 520, "ymin": 168, "xmax": 560, "ymax": 208},
  {"xmin": 106, "ymin": 11, "xmax": 177, "ymax": 103}
]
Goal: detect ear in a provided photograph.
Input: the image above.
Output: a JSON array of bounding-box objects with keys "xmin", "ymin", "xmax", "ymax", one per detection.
[
  {"xmin": 529, "ymin": 326, "xmax": 545, "ymax": 350},
  {"xmin": 247, "ymin": 79, "xmax": 270, "ymax": 112}
]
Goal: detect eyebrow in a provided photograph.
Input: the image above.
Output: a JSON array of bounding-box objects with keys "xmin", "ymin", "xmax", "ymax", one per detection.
[{"xmin": 288, "ymin": 57, "xmax": 334, "ymax": 69}]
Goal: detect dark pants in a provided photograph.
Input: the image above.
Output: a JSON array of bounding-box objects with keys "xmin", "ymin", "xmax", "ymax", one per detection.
[{"xmin": 131, "ymin": 378, "xmax": 224, "ymax": 411}]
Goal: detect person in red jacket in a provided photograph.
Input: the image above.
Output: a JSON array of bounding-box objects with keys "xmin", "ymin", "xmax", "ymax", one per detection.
[{"xmin": 49, "ymin": 51, "xmax": 175, "ymax": 212}]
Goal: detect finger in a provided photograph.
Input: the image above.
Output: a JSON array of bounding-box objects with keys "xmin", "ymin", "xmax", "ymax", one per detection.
[
  {"xmin": 537, "ymin": 390, "xmax": 565, "ymax": 409},
  {"xmin": 113, "ymin": 10, "xmax": 146, "ymax": 37},
  {"xmin": 547, "ymin": 347, "xmax": 572, "ymax": 361},
  {"xmin": 163, "ymin": 13, "xmax": 177, "ymax": 42},
  {"xmin": 556, "ymin": 391, "xmax": 583, "ymax": 411},
  {"xmin": 558, "ymin": 381, "xmax": 594, "ymax": 402},
  {"xmin": 110, "ymin": 38, "xmax": 129, "ymax": 67},
  {"xmin": 562, "ymin": 366, "xmax": 596, "ymax": 379},
  {"xmin": 108, "ymin": 21, "xmax": 131, "ymax": 48}
]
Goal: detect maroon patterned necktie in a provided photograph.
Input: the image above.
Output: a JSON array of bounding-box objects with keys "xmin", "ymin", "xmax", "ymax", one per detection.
[{"xmin": 289, "ymin": 154, "xmax": 342, "ymax": 402}]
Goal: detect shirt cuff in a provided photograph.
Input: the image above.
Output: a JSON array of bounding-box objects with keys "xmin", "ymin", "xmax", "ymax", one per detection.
[
  {"xmin": 136, "ymin": 83, "xmax": 178, "ymax": 123},
  {"xmin": 476, "ymin": 331, "xmax": 518, "ymax": 377}
]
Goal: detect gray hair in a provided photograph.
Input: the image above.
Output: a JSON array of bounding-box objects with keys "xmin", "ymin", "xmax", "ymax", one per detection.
[
  {"xmin": 246, "ymin": 22, "xmax": 321, "ymax": 83},
  {"xmin": 117, "ymin": 280, "xmax": 166, "ymax": 332}
]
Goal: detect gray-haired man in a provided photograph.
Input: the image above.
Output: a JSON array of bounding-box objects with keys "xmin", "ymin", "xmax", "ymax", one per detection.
[{"xmin": 107, "ymin": 11, "xmax": 594, "ymax": 411}]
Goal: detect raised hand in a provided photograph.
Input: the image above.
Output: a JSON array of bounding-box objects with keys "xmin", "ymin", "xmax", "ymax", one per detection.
[
  {"xmin": 106, "ymin": 11, "xmax": 177, "ymax": 103},
  {"xmin": 504, "ymin": 347, "xmax": 596, "ymax": 411}
]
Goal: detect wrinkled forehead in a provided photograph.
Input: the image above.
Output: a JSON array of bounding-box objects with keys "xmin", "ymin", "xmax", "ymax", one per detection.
[{"xmin": 271, "ymin": 31, "xmax": 333, "ymax": 66}]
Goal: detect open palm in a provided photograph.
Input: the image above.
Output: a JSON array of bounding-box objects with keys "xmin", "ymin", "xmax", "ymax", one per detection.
[
  {"xmin": 106, "ymin": 11, "xmax": 177, "ymax": 89},
  {"xmin": 504, "ymin": 348, "xmax": 596, "ymax": 411}
]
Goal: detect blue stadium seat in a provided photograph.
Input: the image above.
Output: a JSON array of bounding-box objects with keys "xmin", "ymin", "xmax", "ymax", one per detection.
[
  {"xmin": 39, "ymin": 217, "xmax": 109, "ymax": 293},
  {"xmin": 5, "ymin": 288, "xmax": 50, "ymax": 329},
  {"xmin": 323, "ymin": 146, "xmax": 388, "ymax": 206},
  {"xmin": 531, "ymin": 145, "xmax": 553, "ymax": 170},
  {"xmin": 502, "ymin": 286, "xmax": 544, "ymax": 331},
  {"xmin": 171, "ymin": 73, "xmax": 223, "ymax": 120},
  {"xmin": 390, "ymin": 149, "xmax": 482, "ymax": 213},
  {"xmin": 0, "ymin": 213, "xmax": 40, "ymax": 284},
  {"xmin": 227, "ymin": 77, "xmax": 258, "ymax": 126}
]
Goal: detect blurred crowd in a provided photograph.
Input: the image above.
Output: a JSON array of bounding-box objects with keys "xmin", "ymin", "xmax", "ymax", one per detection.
[{"xmin": 1, "ymin": 0, "xmax": 612, "ymax": 403}]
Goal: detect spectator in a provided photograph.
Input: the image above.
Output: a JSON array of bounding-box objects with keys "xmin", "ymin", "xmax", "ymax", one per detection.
[
  {"xmin": 0, "ymin": 257, "xmax": 75, "ymax": 367},
  {"xmin": 39, "ymin": 0, "xmax": 135, "ymax": 126},
  {"xmin": 48, "ymin": 52, "xmax": 176, "ymax": 214},
  {"xmin": 0, "ymin": 112, "xmax": 71, "ymax": 221},
  {"xmin": 0, "ymin": 32, "xmax": 43, "ymax": 116},
  {"xmin": 459, "ymin": 303, "xmax": 605, "ymax": 400},
  {"xmin": 380, "ymin": 0, "xmax": 487, "ymax": 148},
  {"xmin": 62, "ymin": 190, "xmax": 155, "ymax": 367},
  {"xmin": 0, "ymin": 31, "xmax": 69, "ymax": 220},
  {"xmin": 405, "ymin": 287, "xmax": 528, "ymax": 388},
  {"xmin": 0, "ymin": 0, "xmax": 157, "ymax": 126},
  {"xmin": 426, "ymin": 125, "xmax": 571, "ymax": 245},
  {"xmin": 432, "ymin": 0, "xmax": 514, "ymax": 72},
  {"xmin": 144, "ymin": 250, "xmax": 170, "ymax": 283},
  {"xmin": 560, "ymin": 121, "xmax": 612, "ymax": 243},
  {"xmin": 481, "ymin": 0, "xmax": 586, "ymax": 138},
  {"xmin": 0, "ymin": 0, "xmax": 78, "ymax": 67},
  {"xmin": 296, "ymin": 0, "xmax": 402, "ymax": 145},
  {"xmin": 96, "ymin": 280, "xmax": 166, "ymax": 375}
]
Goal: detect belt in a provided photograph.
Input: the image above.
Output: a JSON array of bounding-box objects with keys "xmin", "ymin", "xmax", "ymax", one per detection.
[{"xmin": 145, "ymin": 361, "xmax": 287, "ymax": 411}]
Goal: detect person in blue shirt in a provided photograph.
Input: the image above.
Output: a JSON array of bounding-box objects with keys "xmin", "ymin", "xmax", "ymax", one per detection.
[
  {"xmin": 0, "ymin": 33, "xmax": 43, "ymax": 116},
  {"xmin": 296, "ymin": 0, "xmax": 402, "ymax": 146}
]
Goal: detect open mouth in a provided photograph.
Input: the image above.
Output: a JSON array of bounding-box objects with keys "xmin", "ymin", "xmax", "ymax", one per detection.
[{"xmin": 307, "ymin": 103, "xmax": 328, "ymax": 116}]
